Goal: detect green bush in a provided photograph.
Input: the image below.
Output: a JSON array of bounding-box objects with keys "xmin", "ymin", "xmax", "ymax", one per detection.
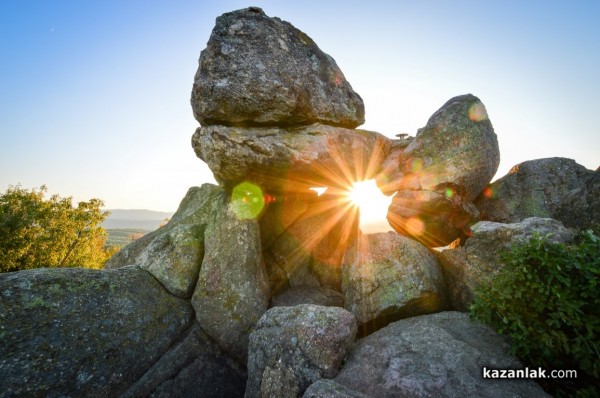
[{"xmin": 470, "ymin": 230, "xmax": 600, "ymax": 397}]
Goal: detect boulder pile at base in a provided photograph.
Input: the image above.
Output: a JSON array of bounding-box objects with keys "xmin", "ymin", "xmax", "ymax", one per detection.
[{"xmin": 2, "ymin": 6, "xmax": 597, "ymax": 397}]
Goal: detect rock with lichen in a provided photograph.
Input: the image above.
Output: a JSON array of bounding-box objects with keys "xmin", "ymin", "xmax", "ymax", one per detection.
[
  {"xmin": 382, "ymin": 94, "xmax": 499, "ymax": 246},
  {"xmin": 191, "ymin": 187, "xmax": 270, "ymax": 364},
  {"xmin": 245, "ymin": 304, "xmax": 357, "ymax": 398},
  {"xmin": 438, "ymin": 217, "xmax": 573, "ymax": 311},
  {"xmin": 192, "ymin": 123, "xmax": 390, "ymax": 192},
  {"xmin": 342, "ymin": 232, "xmax": 446, "ymax": 335},
  {"xmin": 475, "ymin": 157, "xmax": 597, "ymax": 228},
  {"xmin": 191, "ymin": 7, "xmax": 364, "ymax": 128},
  {"xmin": 105, "ymin": 184, "xmax": 223, "ymax": 298}
]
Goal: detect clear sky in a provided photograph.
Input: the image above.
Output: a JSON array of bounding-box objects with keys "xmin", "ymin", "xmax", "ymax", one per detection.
[{"xmin": 1, "ymin": 0, "xmax": 599, "ymax": 212}]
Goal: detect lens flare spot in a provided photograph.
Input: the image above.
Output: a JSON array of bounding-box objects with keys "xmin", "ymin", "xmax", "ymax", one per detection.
[
  {"xmin": 468, "ymin": 101, "xmax": 489, "ymax": 122},
  {"xmin": 409, "ymin": 158, "xmax": 423, "ymax": 173},
  {"xmin": 482, "ymin": 186, "xmax": 494, "ymax": 198},
  {"xmin": 406, "ymin": 217, "xmax": 425, "ymax": 236},
  {"xmin": 231, "ymin": 182, "xmax": 265, "ymax": 220}
]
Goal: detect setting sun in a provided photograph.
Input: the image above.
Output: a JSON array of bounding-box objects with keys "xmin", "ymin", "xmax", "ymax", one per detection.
[{"xmin": 347, "ymin": 179, "xmax": 393, "ymax": 233}]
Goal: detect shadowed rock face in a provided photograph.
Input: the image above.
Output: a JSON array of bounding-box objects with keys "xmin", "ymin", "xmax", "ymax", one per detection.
[{"xmin": 192, "ymin": 7, "xmax": 364, "ymax": 128}]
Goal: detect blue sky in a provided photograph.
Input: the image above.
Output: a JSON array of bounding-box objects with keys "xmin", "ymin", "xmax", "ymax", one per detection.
[{"xmin": 1, "ymin": 1, "xmax": 599, "ymax": 211}]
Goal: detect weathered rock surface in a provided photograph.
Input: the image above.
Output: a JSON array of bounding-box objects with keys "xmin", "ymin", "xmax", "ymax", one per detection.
[
  {"xmin": 439, "ymin": 217, "xmax": 573, "ymax": 311},
  {"xmin": 192, "ymin": 189, "xmax": 270, "ymax": 363},
  {"xmin": 105, "ymin": 184, "xmax": 223, "ymax": 297},
  {"xmin": 191, "ymin": 7, "xmax": 364, "ymax": 128},
  {"xmin": 122, "ymin": 323, "xmax": 245, "ymax": 398},
  {"xmin": 192, "ymin": 124, "xmax": 390, "ymax": 191},
  {"xmin": 303, "ymin": 379, "xmax": 368, "ymax": 398},
  {"xmin": 388, "ymin": 94, "xmax": 499, "ymax": 201},
  {"xmin": 271, "ymin": 285, "xmax": 344, "ymax": 308},
  {"xmin": 556, "ymin": 169, "xmax": 600, "ymax": 230},
  {"xmin": 342, "ymin": 232, "xmax": 446, "ymax": 335},
  {"xmin": 382, "ymin": 94, "xmax": 498, "ymax": 246},
  {"xmin": 475, "ymin": 157, "xmax": 595, "ymax": 225},
  {"xmin": 387, "ymin": 188, "xmax": 480, "ymax": 247},
  {"xmin": 0, "ymin": 266, "xmax": 194, "ymax": 397},
  {"xmin": 246, "ymin": 304, "xmax": 357, "ymax": 398},
  {"xmin": 334, "ymin": 312, "xmax": 549, "ymax": 397}
]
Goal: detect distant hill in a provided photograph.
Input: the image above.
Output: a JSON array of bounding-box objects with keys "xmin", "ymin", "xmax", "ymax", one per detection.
[{"xmin": 102, "ymin": 209, "xmax": 174, "ymax": 230}]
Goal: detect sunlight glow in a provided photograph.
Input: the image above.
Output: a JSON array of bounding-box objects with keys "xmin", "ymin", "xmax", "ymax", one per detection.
[{"xmin": 347, "ymin": 179, "xmax": 393, "ymax": 233}]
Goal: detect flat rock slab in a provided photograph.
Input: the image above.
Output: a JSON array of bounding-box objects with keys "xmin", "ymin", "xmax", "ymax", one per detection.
[
  {"xmin": 0, "ymin": 266, "xmax": 193, "ymax": 397},
  {"xmin": 192, "ymin": 7, "xmax": 364, "ymax": 128},
  {"xmin": 334, "ymin": 312, "xmax": 549, "ymax": 397},
  {"xmin": 192, "ymin": 124, "xmax": 390, "ymax": 191}
]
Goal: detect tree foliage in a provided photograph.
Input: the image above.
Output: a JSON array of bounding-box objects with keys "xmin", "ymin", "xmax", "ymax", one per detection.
[
  {"xmin": 470, "ymin": 231, "xmax": 600, "ymax": 397},
  {"xmin": 0, "ymin": 185, "xmax": 119, "ymax": 272}
]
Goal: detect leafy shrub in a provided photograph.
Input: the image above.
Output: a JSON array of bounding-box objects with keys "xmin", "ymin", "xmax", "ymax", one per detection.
[
  {"xmin": 470, "ymin": 230, "xmax": 600, "ymax": 397},
  {"xmin": 0, "ymin": 185, "xmax": 119, "ymax": 272}
]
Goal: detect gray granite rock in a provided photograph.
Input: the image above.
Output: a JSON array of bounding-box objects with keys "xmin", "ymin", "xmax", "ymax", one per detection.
[
  {"xmin": 192, "ymin": 190, "xmax": 270, "ymax": 364},
  {"xmin": 334, "ymin": 312, "xmax": 549, "ymax": 397},
  {"xmin": 475, "ymin": 157, "xmax": 597, "ymax": 227},
  {"xmin": 342, "ymin": 232, "xmax": 446, "ymax": 335},
  {"xmin": 439, "ymin": 217, "xmax": 573, "ymax": 311},
  {"xmin": 246, "ymin": 304, "xmax": 357, "ymax": 398},
  {"xmin": 192, "ymin": 124, "xmax": 390, "ymax": 191},
  {"xmin": 382, "ymin": 94, "xmax": 498, "ymax": 246},
  {"xmin": 191, "ymin": 7, "xmax": 364, "ymax": 128},
  {"xmin": 0, "ymin": 266, "xmax": 193, "ymax": 397},
  {"xmin": 105, "ymin": 184, "xmax": 223, "ymax": 298},
  {"xmin": 303, "ymin": 379, "xmax": 368, "ymax": 398}
]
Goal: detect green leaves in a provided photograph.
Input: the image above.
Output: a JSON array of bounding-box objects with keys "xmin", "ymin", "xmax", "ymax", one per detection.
[
  {"xmin": 470, "ymin": 231, "xmax": 600, "ymax": 397},
  {"xmin": 0, "ymin": 185, "xmax": 116, "ymax": 272}
]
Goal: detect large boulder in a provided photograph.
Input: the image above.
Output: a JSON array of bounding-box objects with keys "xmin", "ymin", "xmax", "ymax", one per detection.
[
  {"xmin": 556, "ymin": 169, "xmax": 600, "ymax": 230},
  {"xmin": 0, "ymin": 267, "xmax": 194, "ymax": 397},
  {"xmin": 439, "ymin": 217, "xmax": 573, "ymax": 311},
  {"xmin": 191, "ymin": 7, "xmax": 364, "ymax": 128},
  {"xmin": 391, "ymin": 94, "xmax": 499, "ymax": 201},
  {"xmin": 383, "ymin": 94, "xmax": 499, "ymax": 246},
  {"xmin": 191, "ymin": 188, "xmax": 270, "ymax": 364},
  {"xmin": 342, "ymin": 232, "xmax": 446, "ymax": 335},
  {"xmin": 105, "ymin": 184, "xmax": 223, "ymax": 298},
  {"xmin": 192, "ymin": 124, "xmax": 390, "ymax": 191},
  {"xmin": 333, "ymin": 312, "xmax": 549, "ymax": 397},
  {"xmin": 475, "ymin": 157, "xmax": 595, "ymax": 225},
  {"xmin": 246, "ymin": 304, "xmax": 357, "ymax": 398}
]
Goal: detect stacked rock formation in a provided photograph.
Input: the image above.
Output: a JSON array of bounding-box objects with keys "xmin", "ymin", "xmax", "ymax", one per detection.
[{"xmin": 6, "ymin": 6, "xmax": 597, "ymax": 397}]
